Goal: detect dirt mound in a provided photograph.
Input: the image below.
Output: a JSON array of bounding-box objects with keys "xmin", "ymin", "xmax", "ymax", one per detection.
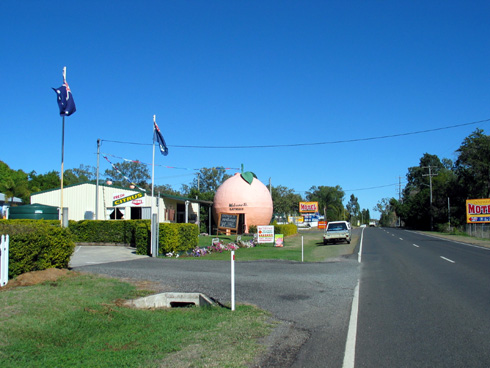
[{"xmin": 1, "ymin": 268, "xmax": 77, "ymax": 291}]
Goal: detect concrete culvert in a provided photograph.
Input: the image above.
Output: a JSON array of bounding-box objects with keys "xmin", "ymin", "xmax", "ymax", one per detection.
[{"xmin": 124, "ymin": 292, "xmax": 215, "ymax": 309}]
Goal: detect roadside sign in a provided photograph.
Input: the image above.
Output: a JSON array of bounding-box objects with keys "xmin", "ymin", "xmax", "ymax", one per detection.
[{"xmin": 257, "ymin": 225, "xmax": 274, "ymax": 243}]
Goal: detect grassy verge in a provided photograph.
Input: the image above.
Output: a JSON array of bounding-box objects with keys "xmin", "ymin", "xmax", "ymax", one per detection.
[
  {"xmin": 417, "ymin": 230, "xmax": 490, "ymax": 249},
  {"xmin": 190, "ymin": 229, "xmax": 357, "ymax": 262},
  {"xmin": 0, "ymin": 273, "xmax": 273, "ymax": 368}
]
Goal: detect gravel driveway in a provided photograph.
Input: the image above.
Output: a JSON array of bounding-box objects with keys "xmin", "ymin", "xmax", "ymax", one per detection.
[{"xmin": 72, "ymin": 239, "xmax": 360, "ymax": 367}]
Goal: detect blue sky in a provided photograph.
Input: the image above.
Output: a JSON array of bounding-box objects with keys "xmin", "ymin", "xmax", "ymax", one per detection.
[{"xmin": 1, "ymin": 1, "xmax": 489, "ymax": 218}]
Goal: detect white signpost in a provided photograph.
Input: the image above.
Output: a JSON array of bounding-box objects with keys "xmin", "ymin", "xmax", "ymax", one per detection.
[{"xmin": 0, "ymin": 235, "xmax": 9, "ymax": 287}]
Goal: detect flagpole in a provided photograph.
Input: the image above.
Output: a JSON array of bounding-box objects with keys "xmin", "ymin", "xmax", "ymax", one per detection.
[
  {"xmin": 152, "ymin": 115, "xmax": 156, "ymax": 204},
  {"xmin": 150, "ymin": 115, "xmax": 156, "ymax": 257},
  {"xmin": 60, "ymin": 66, "xmax": 67, "ymax": 227}
]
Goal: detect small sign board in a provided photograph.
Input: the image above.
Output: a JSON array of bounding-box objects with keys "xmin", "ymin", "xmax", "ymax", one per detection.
[
  {"xmin": 466, "ymin": 199, "xmax": 490, "ymax": 223},
  {"xmin": 218, "ymin": 213, "xmax": 239, "ymax": 230},
  {"xmin": 299, "ymin": 201, "xmax": 319, "ymax": 213},
  {"xmin": 275, "ymin": 234, "xmax": 284, "ymax": 247},
  {"xmin": 257, "ymin": 225, "xmax": 274, "ymax": 243},
  {"xmin": 318, "ymin": 221, "xmax": 327, "ymax": 229}
]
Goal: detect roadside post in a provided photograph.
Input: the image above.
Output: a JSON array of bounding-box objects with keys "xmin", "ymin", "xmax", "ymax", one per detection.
[
  {"xmin": 302, "ymin": 236, "xmax": 304, "ymax": 262},
  {"xmin": 231, "ymin": 251, "xmax": 235, "ymax": 311},
  {"xmin": 0, "ymin": 235, "xmax": 9, "ymax": 287}
]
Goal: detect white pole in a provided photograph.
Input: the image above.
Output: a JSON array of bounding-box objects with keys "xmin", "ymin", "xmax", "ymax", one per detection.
[
  {"xmin": 302, "ymin": 236, "xmax": 304, "ymax": 262},
  {"xmin": 150, "ymin": 115, "xmax": 156, "ymax": 257},
  {"xmin": 231, "ymin": 250, "xmax": 235, "ymax": 311}
]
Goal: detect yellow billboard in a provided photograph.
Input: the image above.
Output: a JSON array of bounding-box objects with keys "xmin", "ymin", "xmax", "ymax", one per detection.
[
  {"xmin": 466, "ymin": 198, "xmax": 490, "ymax": 223},
  {"xmin": 299, "ymin": 201, "xmax": 319, "ymax": 213}
]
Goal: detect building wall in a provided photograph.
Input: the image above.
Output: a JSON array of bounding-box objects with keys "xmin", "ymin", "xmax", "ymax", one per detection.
[{"xmin": 30, "ymin": 183, "xmax": 200, "ymax": 223}]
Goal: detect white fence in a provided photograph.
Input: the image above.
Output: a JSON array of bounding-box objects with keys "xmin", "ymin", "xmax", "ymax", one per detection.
[{"xmin": 1, "ymin": 234, "xmax": 9, "ymax": 287}]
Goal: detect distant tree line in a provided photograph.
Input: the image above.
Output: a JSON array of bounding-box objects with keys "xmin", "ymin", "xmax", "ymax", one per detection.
[
  {"xmin": 1, "ymin": 159, "xmax": 374, "ymax": 227},
  {"xmin": 376, "ymin": 128, "xmax": 490, "ymax": 230}
]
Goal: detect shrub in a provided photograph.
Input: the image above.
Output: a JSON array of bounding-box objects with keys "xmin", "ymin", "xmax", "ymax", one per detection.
[
  {"xmin": 159, "ymin": 223, "xmax": 198, "ymax": 255},
  {"xmin": 274, "ymin": 223, "xmax": 298, "ymax": 237},
  {"xmin": 0, "ymin": 220, "xmax": 75, "ymax": 278},
  {"xmin": 68, "ymin": 219, "xmax": 199, "ymax": 257}
]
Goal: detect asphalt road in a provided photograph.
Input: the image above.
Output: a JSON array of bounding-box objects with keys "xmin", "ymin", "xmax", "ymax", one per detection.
[
  {"xmin": 356, "ymin": 227, "xmax": 490, "ymax": 367},
  {"xmin": 71, "ymin": 233, "xmax": 361, "ymax": 368}
]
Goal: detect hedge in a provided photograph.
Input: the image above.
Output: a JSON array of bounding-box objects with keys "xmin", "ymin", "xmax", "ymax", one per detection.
[
  {"xmin": 273, "ymin": 223, "xmax": 298, "ymax": 237},
  {"xmin": 0, "ymin": 219, "xmax": 201, "ymax": 279},
  {"xmin": 0, "ymin": 220, "xmax": 75, "ymax": 278},
  {"xmin": 69, "ymin": 220, "xmax": 199, "ymax": 256}
]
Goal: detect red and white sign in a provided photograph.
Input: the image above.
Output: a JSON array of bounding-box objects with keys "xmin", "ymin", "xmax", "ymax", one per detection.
[
  {"xmin": 299, "ymin": 201, "xmax": 319, "ymax": 213},
  {"xmin": 257, "ymin": 225, "xmax": 274, "ymax": 244}
]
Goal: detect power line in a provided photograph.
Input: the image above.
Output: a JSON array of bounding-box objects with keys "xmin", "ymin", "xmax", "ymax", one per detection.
[
  {"xmin": 344, "ymin": 182, "xmax": 406, "ymax": 192},
  {"xmin": 101, "ymin": 117, "xmax": 490, "ymax": 149}
]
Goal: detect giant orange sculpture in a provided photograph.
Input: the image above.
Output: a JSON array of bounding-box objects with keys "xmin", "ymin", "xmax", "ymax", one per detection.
[{"xmin": 213, "ymin": 172, "xmax": 273, "ymax": 233}]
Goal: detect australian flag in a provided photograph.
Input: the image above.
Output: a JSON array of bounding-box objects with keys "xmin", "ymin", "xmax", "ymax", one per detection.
[
  {"xmin": 53, "ymin": 79, "xmax": 76, "ymax": 116},
  {"xmin": 154, "ymin": 121, "xmax": 168, "ymax": 156}
]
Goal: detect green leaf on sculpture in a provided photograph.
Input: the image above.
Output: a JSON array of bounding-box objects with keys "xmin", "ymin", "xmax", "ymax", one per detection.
[{"xmin": 241, "ymin": 172, "xmax": 257, "ymax": 185}]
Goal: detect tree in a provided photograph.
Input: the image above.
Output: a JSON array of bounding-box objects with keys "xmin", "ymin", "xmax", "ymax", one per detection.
[
  {"xmin": 28, "ymin": 170, "xmax": 60, "ymax": 193},
  {"xmin": 154, "ymin": 184, "xmax": 182, "ymax": 197},
  {"xmin": 374, "ymin": 197, "xmax": 398, "ymax": 227},
  {"xmin": 361, "ymin": 208, "xmax": 370, "ymax": 225},
  {"xmin": 346, "ymin": 194, "xmax": 360, "ymax": 222},
  {"xmin": 103, "ymin": 161, "xmax": 151, "ymax": 190},
  {"xmin": 399, "ymin": 152, "xmax": 458, "ymax": 230},
  {"xmin": 64, "ymin": 164, "xmax": 97, "ymax": 185},
  {"xmin": 190, "ymin": 168, "xmax": 232, "ymax": 193},
  {"xmin": 306, "ymin": 185, "xmax": 345, "ymax": 221},
  {"xmin": 455, "ymin": 128, "xmax": 490, "ymax": 199},
  {"xmin": 0, "ymin": 161, "xmax": 29, "ymax": 203},
  {"xmin": 271, "ymin": 185, "xmax": 303, "ymax": 215}
]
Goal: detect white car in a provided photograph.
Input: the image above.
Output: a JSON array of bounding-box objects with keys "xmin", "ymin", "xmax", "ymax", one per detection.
[{"xmin": 323, "ymin": 221, "xmax": 352, "ymax": 245}]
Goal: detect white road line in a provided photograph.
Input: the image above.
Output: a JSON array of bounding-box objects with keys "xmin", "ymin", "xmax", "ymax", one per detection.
[
  {"xmin": 440, "ymin": 256, "xmax": 455, "ymax": 264},
  {"xmin": 343, "ymin": 227, "xmax": 365, "ymax": 367},
  {"xmin": 413, "ymin": 244, "xmax": 420, "ymax": 248},
  {"xmin": 405, "ymin": 230, "xmax": 490, "ymax": 251},
  {"xmin": 399, "ymin": 238, "xmax": 403, "ymax": 241},
  {"xmin": 343, "ymin": 280, "xmax": 360, "ymax": 368},
  {"xmin": 358, "ymin": 227, "xmax": 365, "ymax": 263}
]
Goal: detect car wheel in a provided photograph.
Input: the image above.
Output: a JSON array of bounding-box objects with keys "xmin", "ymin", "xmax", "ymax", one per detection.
[{"xmin": 323, "ymin": 239, "xmax": 328, "ymax": 245}]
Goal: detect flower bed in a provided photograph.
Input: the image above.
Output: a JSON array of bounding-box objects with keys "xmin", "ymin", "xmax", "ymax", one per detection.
[{"xmin": 166, "ymin": 237, "xmax": 257, "ymax": 258}]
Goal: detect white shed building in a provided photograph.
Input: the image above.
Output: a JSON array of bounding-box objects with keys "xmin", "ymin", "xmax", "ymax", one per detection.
[{"xmin": 30, "ymin": 182, "xmax": 210, "ymax": 225}]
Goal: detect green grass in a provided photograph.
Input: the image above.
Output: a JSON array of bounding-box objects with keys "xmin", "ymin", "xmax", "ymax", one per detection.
[
  {"xmin": 189, "ymin": 229, "xmax": 357, "ymax": 262},
  {"xmin": 0, "ymin": 274, "xmax": 273, "ymax": 367}
]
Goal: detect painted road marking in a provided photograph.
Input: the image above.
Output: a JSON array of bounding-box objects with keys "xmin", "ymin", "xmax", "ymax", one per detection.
[
  {"xmin": 343, "ymin": 281, "xmax": 359, "ymax": 368},
  {"xmin": 440, "ymin": 256, "xmax": 455, "ymax": 264},
  {"xmin": 413, "ymin": 244, "xmax": 420, "ymax": 247}
]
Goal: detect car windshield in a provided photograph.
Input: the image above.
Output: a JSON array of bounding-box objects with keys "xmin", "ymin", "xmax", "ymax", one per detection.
[{"xmin": 327, "ymin": 223, "xmax": 347, "ymax": 231}]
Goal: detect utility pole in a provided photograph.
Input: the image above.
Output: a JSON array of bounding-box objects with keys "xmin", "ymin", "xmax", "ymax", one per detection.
[
  {"xmin": 448, "ymin": 197, "xmax": 451, "ymax": 230},
  {"xmin": 398, "ymin": 176, "xmax": 402, "ymax": 227},
  {"xmin": 423, "ymin": 166, "xmax": 438, "ymax": 231}
]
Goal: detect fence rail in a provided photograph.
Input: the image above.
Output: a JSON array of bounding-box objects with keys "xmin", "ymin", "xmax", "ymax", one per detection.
[
  {"xmin": 465, "ymin": 223, "xmax": 490, "ymax": 240},
  {"xmin": 1, "ymin": 234, "xmax": 9, "ymax": 287}
]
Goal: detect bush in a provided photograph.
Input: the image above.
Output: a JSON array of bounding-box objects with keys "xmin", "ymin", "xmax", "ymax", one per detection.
[
  {"xmin": 274, "ymin": 223, "xmax": 298, "ymax": 237},
  {"xmin": 0, "ymin": 220, "xmax": 75, "ymax": 278},
  {"xmin": 159, "ymin": 223, "xmax": 198, "ymax": 255},
  {"xmin": 69, "ymin": 220, "xmax": 142, "ymax": 243},
  {"xmin": 69, "ymin": 219, "xmax": 199, "ymax": 256}
]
